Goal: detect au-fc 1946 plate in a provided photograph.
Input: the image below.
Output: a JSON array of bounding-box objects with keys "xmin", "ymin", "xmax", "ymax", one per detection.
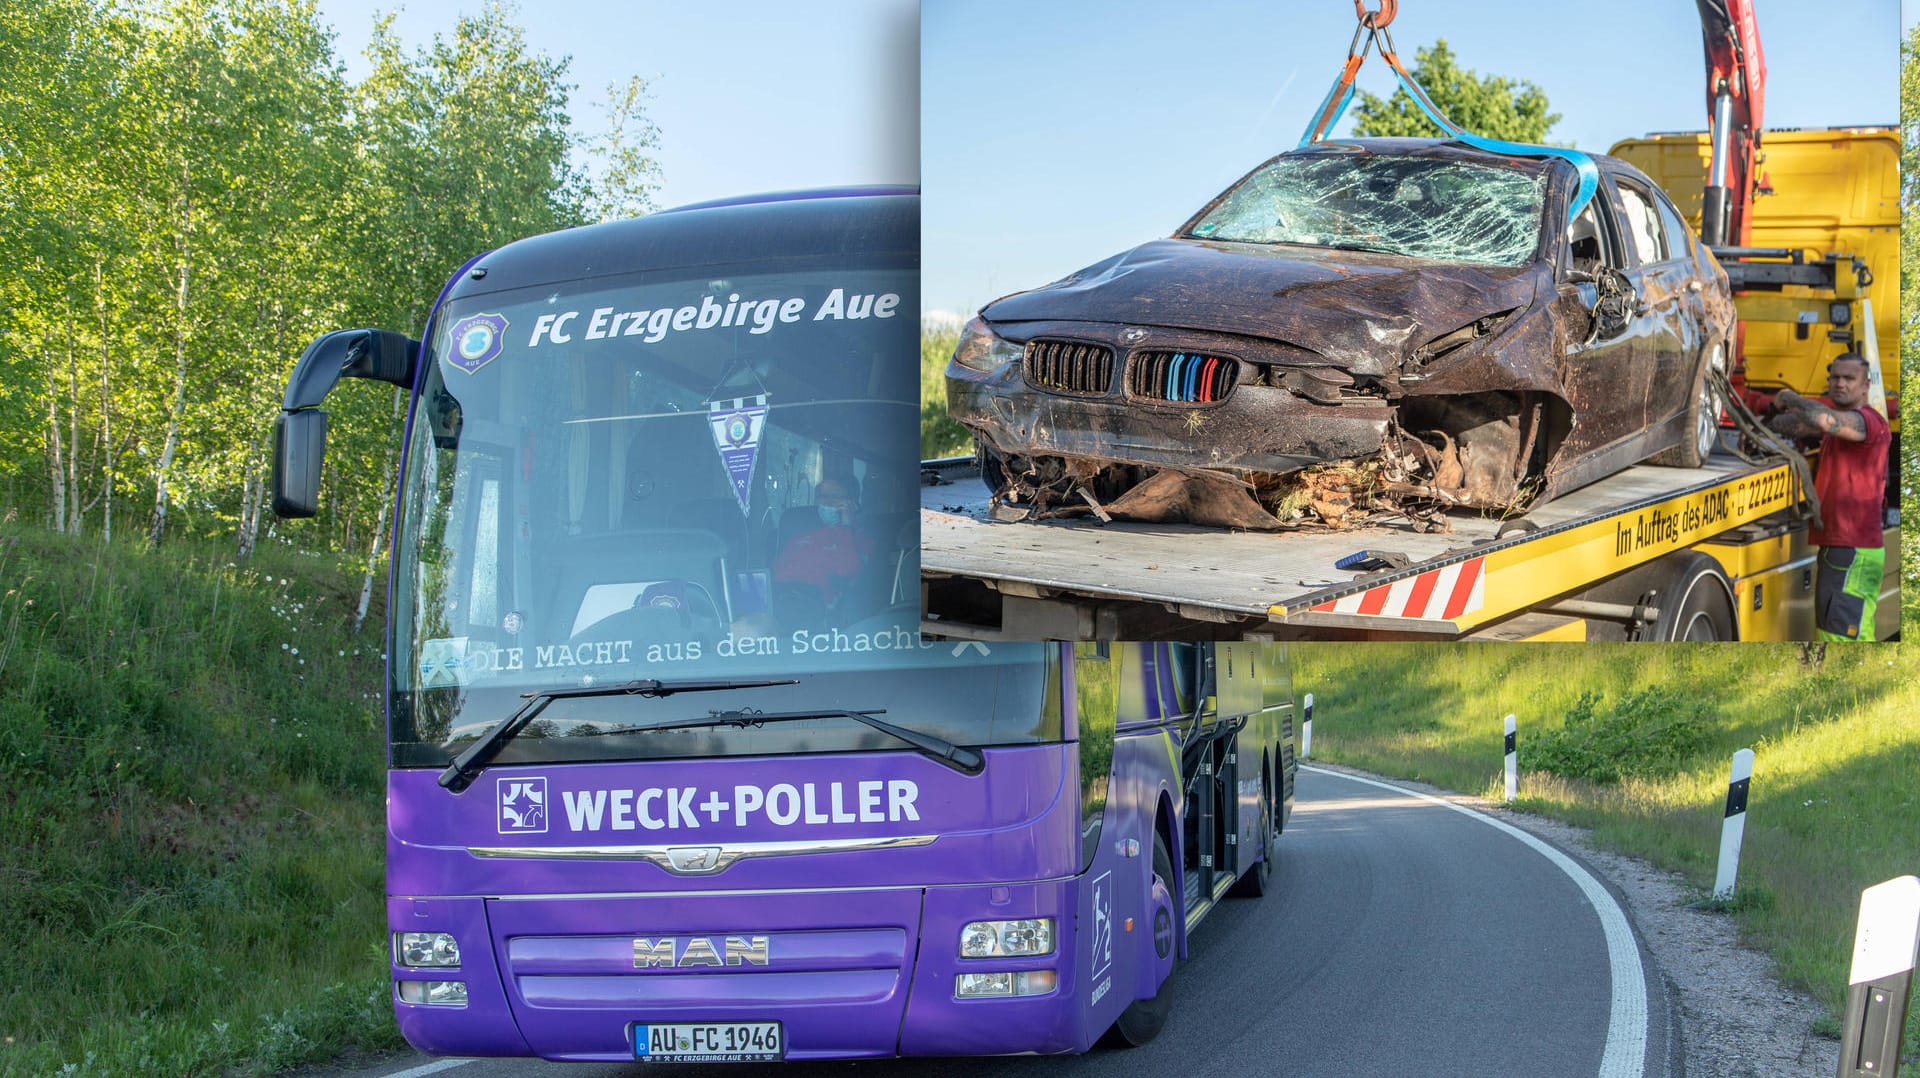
[{"xmin": 632, "ymin": 1021, "xmax": 784, "ymax": 1063}]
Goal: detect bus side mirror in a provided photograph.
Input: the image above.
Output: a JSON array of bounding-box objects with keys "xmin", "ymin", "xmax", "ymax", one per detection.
[
  {"xmin": 270, "ymin": 327, "xmax": 417, "ymax": 520},
  {"xmin": 271, "ymin": 409, "xmax": 328, "ymax": 518},
  {"xmin": 283, "ymin": 328, "xmax": 418, "ymax": 410}
]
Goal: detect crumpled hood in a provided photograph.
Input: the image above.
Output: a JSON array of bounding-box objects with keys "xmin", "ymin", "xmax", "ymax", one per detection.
[{"xmin": 982, "ymin": 238, "xmax": 1542, "ymax": 376}]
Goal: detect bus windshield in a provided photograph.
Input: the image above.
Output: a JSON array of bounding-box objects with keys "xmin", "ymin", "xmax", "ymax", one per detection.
[{"xmin": 391, "ymin": 260, "xmax": 1051, "ymax": 769}]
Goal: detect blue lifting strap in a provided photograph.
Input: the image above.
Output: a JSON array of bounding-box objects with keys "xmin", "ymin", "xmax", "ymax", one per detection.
[{"xmin": 1296, "ymin": 21, "xmax": 1597, "ymax": 224}]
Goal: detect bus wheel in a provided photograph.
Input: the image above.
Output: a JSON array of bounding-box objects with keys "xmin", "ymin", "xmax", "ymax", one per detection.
[
  {"xmin": 1112, "ymin": 834, "xmax": 1177, "ymax": 1046},
  {"xmin": 1228, "ymin": 771, "xmax": 1272, "ymax": 898}
]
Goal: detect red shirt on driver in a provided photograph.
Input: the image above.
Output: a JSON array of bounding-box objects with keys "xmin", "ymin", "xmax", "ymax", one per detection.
[{"xmin": 1807, "ymin": 402, "xmax": 1888, "ymax": 550}]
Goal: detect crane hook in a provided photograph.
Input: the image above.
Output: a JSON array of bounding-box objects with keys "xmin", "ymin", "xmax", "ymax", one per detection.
[{"xmin": 1353, "ymin": 0, "xmax": 1397, "ymax": 29}]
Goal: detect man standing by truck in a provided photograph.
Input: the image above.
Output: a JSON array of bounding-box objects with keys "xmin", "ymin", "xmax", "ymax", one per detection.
[{"xmin": 1768, "ymin": 353, "xmax": 1890, "ymax": 641}]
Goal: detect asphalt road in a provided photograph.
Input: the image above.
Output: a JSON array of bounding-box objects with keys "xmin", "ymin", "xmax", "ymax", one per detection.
[{"xmin": 326, "ymin": 766, "xmax": 1673, "ymax": 1078}]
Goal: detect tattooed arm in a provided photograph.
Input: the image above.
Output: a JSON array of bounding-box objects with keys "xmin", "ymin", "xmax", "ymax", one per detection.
[{"xmin": 1772, "ymin": 389, "xmax": 1868, "ymax": 443}]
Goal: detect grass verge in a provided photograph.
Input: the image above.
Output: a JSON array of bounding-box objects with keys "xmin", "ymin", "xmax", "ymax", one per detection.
[
  {"xmin": 0, "ymin": 523, "xmax": 401, "ymax": 1076},
  {"xmin": 1291, "ymin": 640, "xmax": 1920, "ymax": 1060},
  {"xmin": 921, "ymin": 327, "xmax": 969, "ymax": 460}
]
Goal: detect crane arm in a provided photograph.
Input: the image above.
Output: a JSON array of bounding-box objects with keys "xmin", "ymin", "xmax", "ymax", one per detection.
[{"xmin": 1695, "ymin": 0, "xmax": 1766, "ymax": 247}]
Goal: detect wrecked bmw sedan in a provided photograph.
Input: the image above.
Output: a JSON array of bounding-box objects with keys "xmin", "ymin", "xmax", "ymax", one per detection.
[{"xmin": 946, "ymin": 138, "xmax": 1735, "ymax": 529}]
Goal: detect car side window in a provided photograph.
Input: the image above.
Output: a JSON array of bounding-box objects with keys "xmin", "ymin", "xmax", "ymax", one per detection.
[
  {"xmin": 1651, "ymin": 191, "xmax": 1693, "ymax": 258},
  {"xmin": 1615, "ymin": 180, "xmax": 1667, "ymax": 265},
  {"xmin": 1566, "ymin": 199, "xmax": 1617, "ymax": 276}
]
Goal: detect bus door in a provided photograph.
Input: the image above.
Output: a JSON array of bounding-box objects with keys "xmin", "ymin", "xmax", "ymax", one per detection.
[{"xmin": 1170, "ymin": 643, "xmax": 1233, "ymax": 912}]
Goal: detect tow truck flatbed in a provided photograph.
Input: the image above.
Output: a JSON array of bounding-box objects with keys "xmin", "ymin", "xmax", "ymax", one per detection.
[{"xmin": 920, "ymin": 451, "xmax": 1815, "ymax": 640}]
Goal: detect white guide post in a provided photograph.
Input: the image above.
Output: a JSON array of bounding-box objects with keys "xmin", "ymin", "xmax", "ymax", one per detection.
[
  {"xmin": 1502, "ymin": 714, "xmax": 1517, "ymax": 804},
  {"xmin": 1838, "ymin": 876, "xmax": 1920, "ymax": 1077},
  {"xmin": 1301, "ymin": 693, "xmax": 1314, "ymax": 758},
  {"xmin": 1712, "ymin": 748, "xmax": 1754, "ymax": 901}
]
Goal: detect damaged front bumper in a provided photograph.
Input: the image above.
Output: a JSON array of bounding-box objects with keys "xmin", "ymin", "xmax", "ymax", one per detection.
[
  {"xmin": 949, "ymin": 355, "xmax": 1394, "ymax": 478},
  {"xmin": 946, "ymin": 316, "xmax": 1402, "ymax": 475},
  {"xmin": 945, "ymin": 319, "xmax": 1552, "ymax": 528}
]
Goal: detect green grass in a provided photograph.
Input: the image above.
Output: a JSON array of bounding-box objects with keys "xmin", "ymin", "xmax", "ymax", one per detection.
[
  {"xmin": 1292, "ymin": 641, "xmax": 1920, "ymax": 1060},
  {"xmin": 921, "ymin": 327, "xmax": 970, "ymax": 459},
  {"xmin": 0, "ymin": 524, "xmax": 402, "ymax": 1076}
]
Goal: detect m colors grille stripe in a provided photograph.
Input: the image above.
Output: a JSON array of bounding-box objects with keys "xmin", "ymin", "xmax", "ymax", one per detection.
[
  {"xmin": 1024, "ymin": 339, "xmax": 1114, "ymax": 394},
  {"xmin": 1128, "ymin": 350, "xmax": 1237, "ymax": 403}
]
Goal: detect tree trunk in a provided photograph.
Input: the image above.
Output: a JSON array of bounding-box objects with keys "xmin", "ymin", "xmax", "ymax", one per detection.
[
  {"xmin": 354, "ymin": 496, "xmax": 390, "ymax": 634},
  {"xmin": 236, "ymin": 301, "xmax": 278, "ymax": 561},
  {"xmin": 97, "ymin": 259, "xmax": 113, "ymax": 543},
  {"xmin": 354, "ymin": 389, "xmax": 406, "ymax": 633},
  {"xmin": 148, "ymin": 225, "xmax": 191, "ymax": 547},
  {"xmin": 65, "ymin": 297, "xmax": 83, "ymax": 535},
  {"xmin": 46, "ymin": 370, "xmax": 65, "ymax": 533}
]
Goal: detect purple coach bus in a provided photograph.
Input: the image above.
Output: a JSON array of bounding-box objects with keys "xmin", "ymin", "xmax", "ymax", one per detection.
[{"xmin": 269, "ymin": 189, "xmax": 1298, "ymax": 1061}]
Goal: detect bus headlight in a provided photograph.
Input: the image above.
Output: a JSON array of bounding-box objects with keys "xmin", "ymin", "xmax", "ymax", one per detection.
[
  {"xmin": 955, "ymin": 970, "xmax": 1058, "ymax": 998},
  {"xmin": 396, "ymin": 980, "xmax": 468, "ymax": 1006},
  {"xmin": 395, "ymin": 931, "xmax": 461, "ymax": 967},
  {"xmin": 958, "ymin": 918, "xmax": 1055, "ymax": 957}
]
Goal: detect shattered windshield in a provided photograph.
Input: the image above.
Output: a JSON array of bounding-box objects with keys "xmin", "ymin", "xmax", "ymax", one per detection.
[{"xmin": 1183, "ymin": 152, "xmax": 1548, "ymax": 267}]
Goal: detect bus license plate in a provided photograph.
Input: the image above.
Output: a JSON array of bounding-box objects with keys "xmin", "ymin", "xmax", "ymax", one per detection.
[{"xmin": 633, "ymin": 1021, "xmax": 783, "ymax": 1062}]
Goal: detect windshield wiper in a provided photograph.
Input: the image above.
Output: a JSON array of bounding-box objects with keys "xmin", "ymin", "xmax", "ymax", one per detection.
[
  {"xmin": 585, "ymin": 707, "xmax": 986, "ymax": 775},
  {"xmin": 1319, "ymin": 240, "xmax": 1406, "ymax": 256},
  {"xmin": 437, "ymin": 677, "xmax": 799, "ymax": 793}
]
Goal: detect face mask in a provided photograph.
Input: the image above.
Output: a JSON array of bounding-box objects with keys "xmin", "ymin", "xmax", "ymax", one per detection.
[{"xmin": 817, "ymin": 505, "xmax": 845, "ymax": 526}]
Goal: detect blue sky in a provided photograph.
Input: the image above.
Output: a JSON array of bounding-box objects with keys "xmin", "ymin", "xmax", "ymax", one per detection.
[
  {"xmin": 924, "ymin": 0, "xmax": 1900, "ymax": 318},
  {"xmin": 313, "ymin": 0, "xmax": 919, "ymax": 209},
  {"xmin": 307, "ymin": 1, "xmax": 1900, "ymax": 319}
]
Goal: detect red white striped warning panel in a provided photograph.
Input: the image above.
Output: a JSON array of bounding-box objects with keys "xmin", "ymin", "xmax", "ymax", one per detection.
[{"xmin": 1309, "ymin": 556, "xmax": 1486, "ymax": 621}]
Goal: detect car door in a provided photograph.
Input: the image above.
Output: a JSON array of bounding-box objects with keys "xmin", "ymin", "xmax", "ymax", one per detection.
[
  {"xmin": 1556, "ymin": 179, "xmax": 1652, "ymax": 461},
  {"xmin": 1612, "ymin": 175, "xmax": 1698, "ymax": 438}
]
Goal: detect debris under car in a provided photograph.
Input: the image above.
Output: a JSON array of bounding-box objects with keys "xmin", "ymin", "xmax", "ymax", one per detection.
[{"xmin": 945, "ymin": 137, "xmax": 1737, "ymax": 531}]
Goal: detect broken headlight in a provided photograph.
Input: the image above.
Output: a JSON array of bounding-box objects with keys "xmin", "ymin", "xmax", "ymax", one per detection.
[
  {"xmin": 1412, "ymin": 309, "xmax": 1516, "ymax": 366},
  {"xmin": 951, "ymin": 315, "xmax": 1022, "ymax": 373}
]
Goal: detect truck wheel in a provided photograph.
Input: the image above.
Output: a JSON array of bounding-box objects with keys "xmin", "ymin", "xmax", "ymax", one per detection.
[
  {"xmin": 1228, "ymin": 766, "xmax": 1273, "ymax": 898},
  {"xmin": 1651, "ymin": 342, "xmax": 1725, "ymax": 468},
  {"xmin": 1649, "ymin": 551, "xmax": 1738, "ymax": 641},
  {"xmin": 1112, "ymin": 833, "xmax": 1177, "ymax": 1046}
]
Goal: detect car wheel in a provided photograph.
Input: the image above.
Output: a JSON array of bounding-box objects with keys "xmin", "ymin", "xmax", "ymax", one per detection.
[
  {"xmin": 1651, "ymin": 342, "xmax": 1724, "ymax": 468},
  {"xmin": 976, "ymin": 438, "xmax": 1017, "ymax": 500},
  {"xmin": 1111, "ymin": 833, "xmax": 1178, "ymax": 1047},
  {"xmin": 1228, "ymin": 783, "xmax": 1274, "ymax": 899}
]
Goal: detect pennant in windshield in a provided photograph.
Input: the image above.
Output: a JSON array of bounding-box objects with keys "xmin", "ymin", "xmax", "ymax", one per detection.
[{"xmin": 707, "ymin": 394, "xmax": 770, "ymax": 516}]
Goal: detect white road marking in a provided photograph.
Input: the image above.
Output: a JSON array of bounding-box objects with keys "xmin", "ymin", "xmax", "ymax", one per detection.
[
  {"xmin": 1304, "ymin": 765, "xmax": 1648, "ymax": 1078},
  {"xmin": 384, "ymin": 1058, "xmax": 472, "ymax": 1077}
]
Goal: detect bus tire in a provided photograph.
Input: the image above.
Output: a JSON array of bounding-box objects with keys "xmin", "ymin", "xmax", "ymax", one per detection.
[
  {"xmin": 1112, "ymin": 833, "xmax": 1177, "ymax": 1047},
  {"xmin": 1227, "ymin": 764, "xmax": 1273, "ymax": 899},
  {"xmin": 1649, "ymin": 552, "xmax": 1738, "ymax": 641}
]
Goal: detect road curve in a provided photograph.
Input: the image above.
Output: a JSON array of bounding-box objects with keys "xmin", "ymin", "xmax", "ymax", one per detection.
[{"xmin": 325, "ymin": 766, "xmax": 1672, "ymax": 1078}]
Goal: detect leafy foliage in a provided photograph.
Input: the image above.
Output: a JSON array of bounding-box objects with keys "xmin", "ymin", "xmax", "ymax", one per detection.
[
  {"xmin": 0, "ymin": 0, "xmax": 635, "ymax": 561},
  {"xmin": 1517, "ymin": 689, "xmax": 1710, "ymax": 783},
  {"xmin": 583, "ymin": 75, "xmax": 666, "ymax": 222},
  {"xmin": 1350, "ymin": 39, "xmax": 1561, "ymax": 144},
  {"xmin": 920, "ymin": 327, "xmax": 971, "ymax": 458}
]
